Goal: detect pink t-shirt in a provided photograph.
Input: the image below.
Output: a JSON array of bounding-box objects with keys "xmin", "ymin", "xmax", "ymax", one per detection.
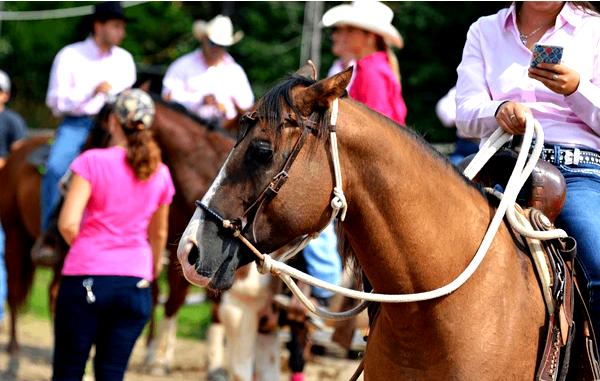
[
  {"xmin": 350, "ymin": 51, "xmax": 407, "ymax": 126},
  {"xmin": 62, "ymin": 146, "xmax": 175, "ymax": 280}
]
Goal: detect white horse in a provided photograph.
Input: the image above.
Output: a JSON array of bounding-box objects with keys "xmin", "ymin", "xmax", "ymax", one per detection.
[{"xmin": 144, "ymin": 262, "xmax": 280, "ymax": 381}]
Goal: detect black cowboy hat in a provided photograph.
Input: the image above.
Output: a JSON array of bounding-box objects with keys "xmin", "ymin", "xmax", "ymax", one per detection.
[{"xmin": 91, "ymin": 1, "xmax": 128, "ymax": 22}]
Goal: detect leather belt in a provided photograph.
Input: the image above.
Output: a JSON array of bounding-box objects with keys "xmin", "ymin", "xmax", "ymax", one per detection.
[{"xmin": 541, "ymin": 147, "xmax": 600, "ymax": 166}]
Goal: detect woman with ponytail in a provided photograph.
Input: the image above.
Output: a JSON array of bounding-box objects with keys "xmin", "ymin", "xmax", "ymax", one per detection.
[
  {"xmin": 53, "ymin": 89, "xmax": 175, "ymax": 381},
  {"xmin": 322, "ymin": 0, "xmax": 407, "ymax": 126}
]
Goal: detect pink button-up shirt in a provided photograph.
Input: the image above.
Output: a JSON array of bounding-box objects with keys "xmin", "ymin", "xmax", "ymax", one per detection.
[
  {"xmin": 350, "ymin": 51, "xmax": 407, "ymax": 126},
  {"xmin": 162, "ymin": 50, "xmax": 254, "ymax": 121},
  {"xmin": 456, "ymin": 3, "xmax": 600, "ymax": 150},
  {"xmin": 46, "ymin": 37, "xmax": 136, "ymax": 117}
]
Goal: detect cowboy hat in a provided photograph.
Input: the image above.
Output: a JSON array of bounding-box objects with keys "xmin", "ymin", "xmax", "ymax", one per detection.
[
  {"xmin": 193, "ymin": 15, "xmax": 244, "ymax": 47},
  {"xmin": 322, "ymin": 0, "xmax": 404, "ymax": 49}
]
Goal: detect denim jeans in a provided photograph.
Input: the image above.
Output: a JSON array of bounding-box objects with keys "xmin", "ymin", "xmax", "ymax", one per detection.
[
  {"xmin": 0, "ymin": 222, "xmax": 6, "ymax": 321},
  {"xmin": 52, "ymin": 275, "xmax": 151, "ymax": 381},
  {"xmin": 449, "ymin": 137, "xmax": 479, "ymax": 166},
  {"xmin": 41, "ymin": 116, "xmax": 93, "ymax": 231},
  {"xmin": 547, "ymin": 146, "xmax": 600, "ymax": 335}
]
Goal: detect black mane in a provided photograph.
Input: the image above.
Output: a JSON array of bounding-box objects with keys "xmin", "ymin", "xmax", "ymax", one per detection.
[{"xmin": 256, "ymin": 74, "xmax": 330, "ymax": 139}]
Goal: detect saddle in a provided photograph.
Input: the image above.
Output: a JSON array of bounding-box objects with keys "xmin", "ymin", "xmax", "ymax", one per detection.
[
  {"xmin": 460, "ymin": 147, "xmax": 600, "ymax": 380},
  {"xmin": 458, "ymin": 147, "xmax": 566, "ymax": 222}
]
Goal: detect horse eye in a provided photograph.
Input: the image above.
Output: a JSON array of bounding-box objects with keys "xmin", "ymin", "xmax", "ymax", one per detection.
[{"xmin": 246, "ymin": 140, "xmax": 273, "ymax": 164}]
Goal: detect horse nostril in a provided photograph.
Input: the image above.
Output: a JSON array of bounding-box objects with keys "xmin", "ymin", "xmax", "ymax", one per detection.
[{"xmin": 187, "ymin": 244, "xmax": 199, "ymax": 266}]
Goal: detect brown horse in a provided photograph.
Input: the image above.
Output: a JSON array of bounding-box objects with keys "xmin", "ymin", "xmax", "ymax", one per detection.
[
  {"xmin": 0, "ymin": 97, "xmax": 235, "ymax": 355},
  {"xmin": 174, "ymin": 66, "xmax": 570, "ymax": 379}
]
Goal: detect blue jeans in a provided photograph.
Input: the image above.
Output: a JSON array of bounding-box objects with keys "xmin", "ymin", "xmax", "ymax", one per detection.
[
  {"xmin": 0, "ymin": 222, "xmax": 6, "ymax": 321},
  {"xmin": 41, "ymin": 116, "xmax": 93, "ymax": 231},
  {"xmin": 549, "ymin": 147, "xmax": 600, "ymax": 335},
  {"xmin": 52, "ymin": 276, "xmax": 151, "ymax": 381},
  {"xmin": 449, "ymin": 137, "xmax": 479, "ymax": 166}
]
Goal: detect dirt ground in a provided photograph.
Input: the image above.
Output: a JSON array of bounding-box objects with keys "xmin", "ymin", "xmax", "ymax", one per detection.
[{"xmin": 0, "ymin": 315, "xmax": 362, "ymax": 381}]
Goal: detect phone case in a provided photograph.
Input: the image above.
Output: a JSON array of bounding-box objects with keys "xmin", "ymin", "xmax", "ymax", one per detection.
[{"xmin": 530, "ymin": 44, "xmax": 564, "ymax": 67}]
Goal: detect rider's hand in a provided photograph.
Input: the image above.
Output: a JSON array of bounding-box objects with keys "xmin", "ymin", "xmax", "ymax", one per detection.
[
  {"xmin": 495, "ymin": 101, "xmax": 532, "ymax": 135},
  {"xmin": 528, "ymin": 63, "xmax": 580, "ymax": 96},
  {"xmin": 94, "ymin": 81, "xmax": 112, "ymax": 96}
]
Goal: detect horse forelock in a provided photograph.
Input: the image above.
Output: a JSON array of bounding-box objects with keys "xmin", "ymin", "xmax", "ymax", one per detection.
[{"xmin": 256, "ymin": 75, "xmax": 330, "ymax": 142}]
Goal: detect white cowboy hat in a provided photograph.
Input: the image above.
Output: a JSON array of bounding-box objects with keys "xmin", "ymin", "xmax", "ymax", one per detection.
[
  {"xmin": 322, "ymin": 0, "xmax": 404, "ymax": 49},
  {"xmin": 193, "ymin": 15, "xmax": 244, "ymax": 47}
]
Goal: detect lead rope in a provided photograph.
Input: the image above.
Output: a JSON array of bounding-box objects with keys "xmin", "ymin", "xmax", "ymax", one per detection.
[{"xmin": 222, "ymin": 108, "xmax": 566, "ymax": 320}]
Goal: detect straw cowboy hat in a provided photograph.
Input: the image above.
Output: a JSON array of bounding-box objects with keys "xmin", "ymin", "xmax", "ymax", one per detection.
[
  {"xmin": 193, "ymin": 15, "xmax": 244, "ymax": 47},
  {"xmin": 322, "ymin": 0, "xmax": 404, "ymax": 49}
]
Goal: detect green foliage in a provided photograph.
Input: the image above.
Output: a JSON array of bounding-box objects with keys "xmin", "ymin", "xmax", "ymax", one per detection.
[{"xmin": 3, "ymin": 2, "xmax": 596, "ymax": 140}]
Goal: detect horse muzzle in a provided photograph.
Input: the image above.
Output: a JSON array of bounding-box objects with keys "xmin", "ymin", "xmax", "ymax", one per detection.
[{"xmin": 177, "ymin": 239, "xmax": 211, "ymax": 288}]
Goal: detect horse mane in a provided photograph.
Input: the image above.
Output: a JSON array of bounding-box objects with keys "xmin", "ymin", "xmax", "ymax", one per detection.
[{"xmin": 257, "ymin": 74, "xmax": 333, "ymax": 140}]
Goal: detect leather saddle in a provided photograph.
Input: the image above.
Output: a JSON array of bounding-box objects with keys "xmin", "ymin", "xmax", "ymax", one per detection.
[{"xmin": 458, "ymin": 148, "xmax": 566, "ymax": 223}]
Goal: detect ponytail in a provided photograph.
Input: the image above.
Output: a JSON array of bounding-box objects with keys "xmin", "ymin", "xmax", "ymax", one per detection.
[
  {"xmin": 386, "ymin": 46, "xmax": 402, "ymax": 83},
  {"xmin": 375, "ymin": 35, "xmax": 402, "ymax": 83},
  {"xmin": 124, "ymin": 122, "xmax": 161, "ymax": 180}
]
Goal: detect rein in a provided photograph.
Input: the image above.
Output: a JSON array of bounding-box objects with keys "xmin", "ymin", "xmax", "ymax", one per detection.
[{"xmin": 197, "ymin": 101, "xmax": 566, "ymax": 320}]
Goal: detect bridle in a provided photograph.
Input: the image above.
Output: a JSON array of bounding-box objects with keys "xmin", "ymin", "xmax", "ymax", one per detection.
[{"xmin": 197, "ymin": 98, "xmax": 347, "ymax": 264}]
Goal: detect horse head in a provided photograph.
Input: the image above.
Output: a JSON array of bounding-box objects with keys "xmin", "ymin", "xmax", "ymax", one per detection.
[{"xmin": 177, "ymin": 64, "xmax": 352, "ymax": 290}]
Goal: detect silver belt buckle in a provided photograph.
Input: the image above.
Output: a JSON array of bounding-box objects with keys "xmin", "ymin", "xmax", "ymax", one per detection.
[
  {"xmin": 563, "ymin": 150, "xmax": 574, "ymax": 165},
  {"xmin": 573, "ymin": 148, "xmax": 581, "ymax": 165}
]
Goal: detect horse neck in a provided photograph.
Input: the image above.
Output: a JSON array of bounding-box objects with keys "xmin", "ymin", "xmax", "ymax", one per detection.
[
  {"xmin": 337, "ymin": 101, "xmax": 495, "ymax": 296},
  {"xmin": 153, "ymin": 106, "xmax": 234, "ymax": 204}
]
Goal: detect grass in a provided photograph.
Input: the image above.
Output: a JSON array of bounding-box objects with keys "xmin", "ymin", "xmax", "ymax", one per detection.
[{"xmin": 25, "ymin": 268, "xmax": 213, "ymax": 340}]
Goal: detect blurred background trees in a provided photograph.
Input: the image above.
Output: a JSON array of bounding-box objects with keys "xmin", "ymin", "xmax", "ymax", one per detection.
[{"xmin": 0, "ymin": 1, "xmax": 587, "ymax": 142}]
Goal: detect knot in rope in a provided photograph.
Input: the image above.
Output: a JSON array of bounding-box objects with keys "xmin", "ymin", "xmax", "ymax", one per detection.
[
  {"xmin": 331, "ymin": 186, "xmax": 348, "ymax": 221},
  {"xmin": 258, "ymin": 254, "xmax": 276, "ymax": 275}
]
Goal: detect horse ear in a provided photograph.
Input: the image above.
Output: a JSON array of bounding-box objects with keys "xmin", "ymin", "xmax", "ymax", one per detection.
[
  {"xmin": 296, "ymin": 60, "xmax": 318, "ymax": 81},
  {"xmin": 295, "ymin": 66, "xmax": 353, "ymax": 115}
]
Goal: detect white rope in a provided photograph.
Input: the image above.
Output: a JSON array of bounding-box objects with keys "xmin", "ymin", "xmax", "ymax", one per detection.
[
  {"xmin": 262, "ymin": 113, "xmax": 572, "ymax": 313},
  {"xmin": 0, "ymin": 2, "xmax": 147, "ymax": 21}
]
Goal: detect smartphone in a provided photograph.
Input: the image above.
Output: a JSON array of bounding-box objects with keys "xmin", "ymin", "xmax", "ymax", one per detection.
[{"xmin": 530, "ymin": 44, "xmax": 563, "ymax": 68}]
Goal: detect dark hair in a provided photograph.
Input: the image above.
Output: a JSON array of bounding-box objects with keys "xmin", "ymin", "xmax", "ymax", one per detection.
[
  {"xmin": 570, "ymin": 1, "xmax": 599, "ymax": 15},
  {"xmin": 124, "ymin": 122, "xmax": 161, "ymax": 180}
]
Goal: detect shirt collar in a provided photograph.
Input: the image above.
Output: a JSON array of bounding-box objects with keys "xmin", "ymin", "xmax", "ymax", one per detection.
[
  {"xmin": 197, "ymin": 49, "xmax": 235, "ymax": 68},
  {"xmin": 84, "ymin": 36, "xmax": 114, "ymax": 58}
]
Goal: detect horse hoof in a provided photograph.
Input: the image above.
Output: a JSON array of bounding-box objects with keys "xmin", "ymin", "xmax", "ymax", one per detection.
[
  {"xmin": 207, "ymin": 368, "xmax": 229, "ymax": 381},
  {"xmin": 148, "ymin": 364, "xmax": 168, "ymax": 376},
  {"xmin": 6, "ymin": 342, "xmax": 19, "ymax": 355}
]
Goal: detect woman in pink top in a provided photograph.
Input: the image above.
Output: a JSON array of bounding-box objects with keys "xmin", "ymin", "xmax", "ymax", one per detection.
[
  {"xmin": 53, "ymin": 89, "xmax": 175, "ymax": 381},
  {"xmin": 322, "ymin": 0, "xmax": 407, "ymax": 126},
  {"xmin": 456, "ymin": 2, "xmax": 600, "ymax": 346}
]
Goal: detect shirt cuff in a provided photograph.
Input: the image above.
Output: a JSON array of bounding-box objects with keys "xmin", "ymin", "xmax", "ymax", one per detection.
[{"xmin": 564, "ymin": 79, "xmax": 594, "ymax": 111}]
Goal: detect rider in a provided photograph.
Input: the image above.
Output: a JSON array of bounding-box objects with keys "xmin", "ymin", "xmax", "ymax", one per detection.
[
  {"xmin": 162, "ymin": 15, "xmax": 254, "ymax": 130},
  {"xmin": 37, "ymin": 1, "xmax": 136, "ymax": 262},
  {"xmin": 455, "ymin": 1, "xmax": 600, "ymax": 335},
  {"xmin": 322, "ymin": 0, "xmax": 407, "ymax": 125}
]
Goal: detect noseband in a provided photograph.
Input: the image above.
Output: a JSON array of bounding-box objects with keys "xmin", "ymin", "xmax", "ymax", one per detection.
[{"xmin": 197, "ymin": 98, "xmax": 346, "ymax": 261}]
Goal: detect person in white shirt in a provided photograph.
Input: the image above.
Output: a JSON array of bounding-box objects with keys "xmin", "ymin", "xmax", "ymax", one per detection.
[
  {"xmin": 435, "ymin": 86, "xmax": 479, "ymax": 165},
  {"xmin": 37, "ymin": 1, "xmax": 136, "ymax": 263},
  {"xmin": 162, "ymin": 15, "xmax": 254, "ymax": 129}
]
